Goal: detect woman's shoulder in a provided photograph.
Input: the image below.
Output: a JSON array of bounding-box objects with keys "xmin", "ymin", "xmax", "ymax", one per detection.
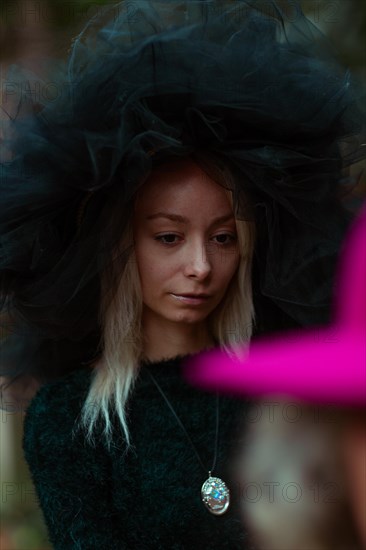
[
  {"xmin": 25, "ymin": 364, "xmax": 93, "ymax": 412},
  {"xmin": 22, "ymin": 365, "xmax": 95, "ymax": 449}
]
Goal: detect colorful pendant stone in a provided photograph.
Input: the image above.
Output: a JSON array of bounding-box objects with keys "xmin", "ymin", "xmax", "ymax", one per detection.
[{"xmin": 201, "ymin": 475, "xmax": 230, "ymax": 515}]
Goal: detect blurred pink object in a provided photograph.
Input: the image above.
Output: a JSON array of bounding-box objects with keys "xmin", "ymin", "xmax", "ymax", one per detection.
[{"xmin": 185, "ymin": 204, "xmax": 366, "ymax": 405}]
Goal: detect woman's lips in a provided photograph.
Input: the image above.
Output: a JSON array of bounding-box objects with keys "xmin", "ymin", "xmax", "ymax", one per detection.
[{"xmin": 170, "ymin": 293, "xmax": 210, "ymax": 305}]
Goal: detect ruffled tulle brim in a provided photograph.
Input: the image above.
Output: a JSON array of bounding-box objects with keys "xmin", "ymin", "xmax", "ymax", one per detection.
[{"xmin": 1, "ymin": 0, "xmax": 365, "ymax": 383}]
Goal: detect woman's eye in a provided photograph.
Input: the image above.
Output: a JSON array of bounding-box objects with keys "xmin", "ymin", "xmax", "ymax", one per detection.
[
  {"xmin": 155, "ymin": 234, "xmax": 181, "ymax": 245},
  {"xmin": 213, "ymin": 234, "xmax": 237, "ymax": 245},
  {"xmin": 155, "ymin": 233, "xmax": 237, "ymax": 246}
]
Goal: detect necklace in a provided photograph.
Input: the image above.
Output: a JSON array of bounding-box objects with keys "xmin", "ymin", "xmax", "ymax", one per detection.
[{"xmin": 146, "ymin": 368, "xmax": 230, "ymax": 515}]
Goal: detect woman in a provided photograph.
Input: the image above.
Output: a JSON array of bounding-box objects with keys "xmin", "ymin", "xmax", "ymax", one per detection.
[
  {"xmin": 21, "ymin": 154, "xmax": 256, "ymax": 548},
  {"xmin": 0, "ymin": 1, "xmax": 364, "ymax": 548}
]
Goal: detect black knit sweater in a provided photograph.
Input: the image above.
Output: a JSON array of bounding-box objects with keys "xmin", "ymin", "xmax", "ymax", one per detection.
[{"xmin": 22, "ymin": 354, "xmax": 253, "ymax": 549}]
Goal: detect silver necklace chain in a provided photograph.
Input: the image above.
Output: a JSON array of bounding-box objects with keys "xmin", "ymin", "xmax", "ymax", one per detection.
[
  {"xmin": 146, "ymin": 367, "xmax": 219, "ymax": 474},
  {"xmin": 145, "ymin": 367, "xmax": 230, "ymax": 515}
]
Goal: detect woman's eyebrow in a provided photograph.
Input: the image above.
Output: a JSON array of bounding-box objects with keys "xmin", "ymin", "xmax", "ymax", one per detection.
[{"xmin": 146, "ymin": 212, "xmax": 234, "ymax": 225}]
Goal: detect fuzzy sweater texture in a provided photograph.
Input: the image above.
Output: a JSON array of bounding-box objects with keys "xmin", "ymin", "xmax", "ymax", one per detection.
[{"xmin": 22, "ymin": 354, "xmax": 253, "ymax": 549}]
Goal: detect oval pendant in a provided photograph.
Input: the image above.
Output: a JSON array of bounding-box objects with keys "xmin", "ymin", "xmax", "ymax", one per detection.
[{"xmin": 201, "ymin": 475, "xmax": 230, "ymax": 515}]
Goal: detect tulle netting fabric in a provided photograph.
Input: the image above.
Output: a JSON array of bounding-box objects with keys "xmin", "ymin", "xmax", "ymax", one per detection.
[{"xmin": 1, "ymin": 0, "xmax": 365, "ymax": 384}]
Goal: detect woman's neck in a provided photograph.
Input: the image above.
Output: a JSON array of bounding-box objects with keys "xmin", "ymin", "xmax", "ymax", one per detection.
[{"xmin": 141, "ymin": 319, "xmax": 215, "ymax": 363}]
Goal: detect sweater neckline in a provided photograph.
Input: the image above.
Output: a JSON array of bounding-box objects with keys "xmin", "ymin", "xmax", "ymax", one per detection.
[{"xmin": 139, "ymin": 352, "xmax": 198, "ymax": 369}]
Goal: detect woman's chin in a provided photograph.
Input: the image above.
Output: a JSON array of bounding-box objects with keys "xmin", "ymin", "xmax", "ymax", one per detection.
[{"xmin": 171, "ymin": 312, "xmax": 209, "ymax": 325}]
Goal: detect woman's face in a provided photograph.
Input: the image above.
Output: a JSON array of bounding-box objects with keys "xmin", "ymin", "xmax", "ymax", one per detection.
[{"xmin": 132, "ymin": 159, "xmax": 240, "ymax": 330}]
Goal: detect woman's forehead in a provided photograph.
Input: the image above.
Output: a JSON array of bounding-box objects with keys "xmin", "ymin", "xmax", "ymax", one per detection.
[
  {"xmin": 134, "ymin": 169, "xmax": 232, "ymax": 215},
  {"xmin": 146, "ymin": 157, "xmax": 208, "ymax": 183}
]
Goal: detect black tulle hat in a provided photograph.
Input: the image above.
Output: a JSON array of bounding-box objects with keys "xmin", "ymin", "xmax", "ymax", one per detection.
[{"xmin": 1, "ymin": 0, "xmax": 365, "ymax": 384}]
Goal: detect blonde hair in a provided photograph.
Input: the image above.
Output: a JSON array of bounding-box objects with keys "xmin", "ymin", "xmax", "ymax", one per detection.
[{"xmin": 74, "ymin": 158, "xmax": 256, "ymax": 452}]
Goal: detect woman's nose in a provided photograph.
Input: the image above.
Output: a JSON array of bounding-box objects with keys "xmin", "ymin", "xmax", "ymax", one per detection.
[{"xmin": 183, "ymin": 240, "xmax": 212, "ymax": 279}]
